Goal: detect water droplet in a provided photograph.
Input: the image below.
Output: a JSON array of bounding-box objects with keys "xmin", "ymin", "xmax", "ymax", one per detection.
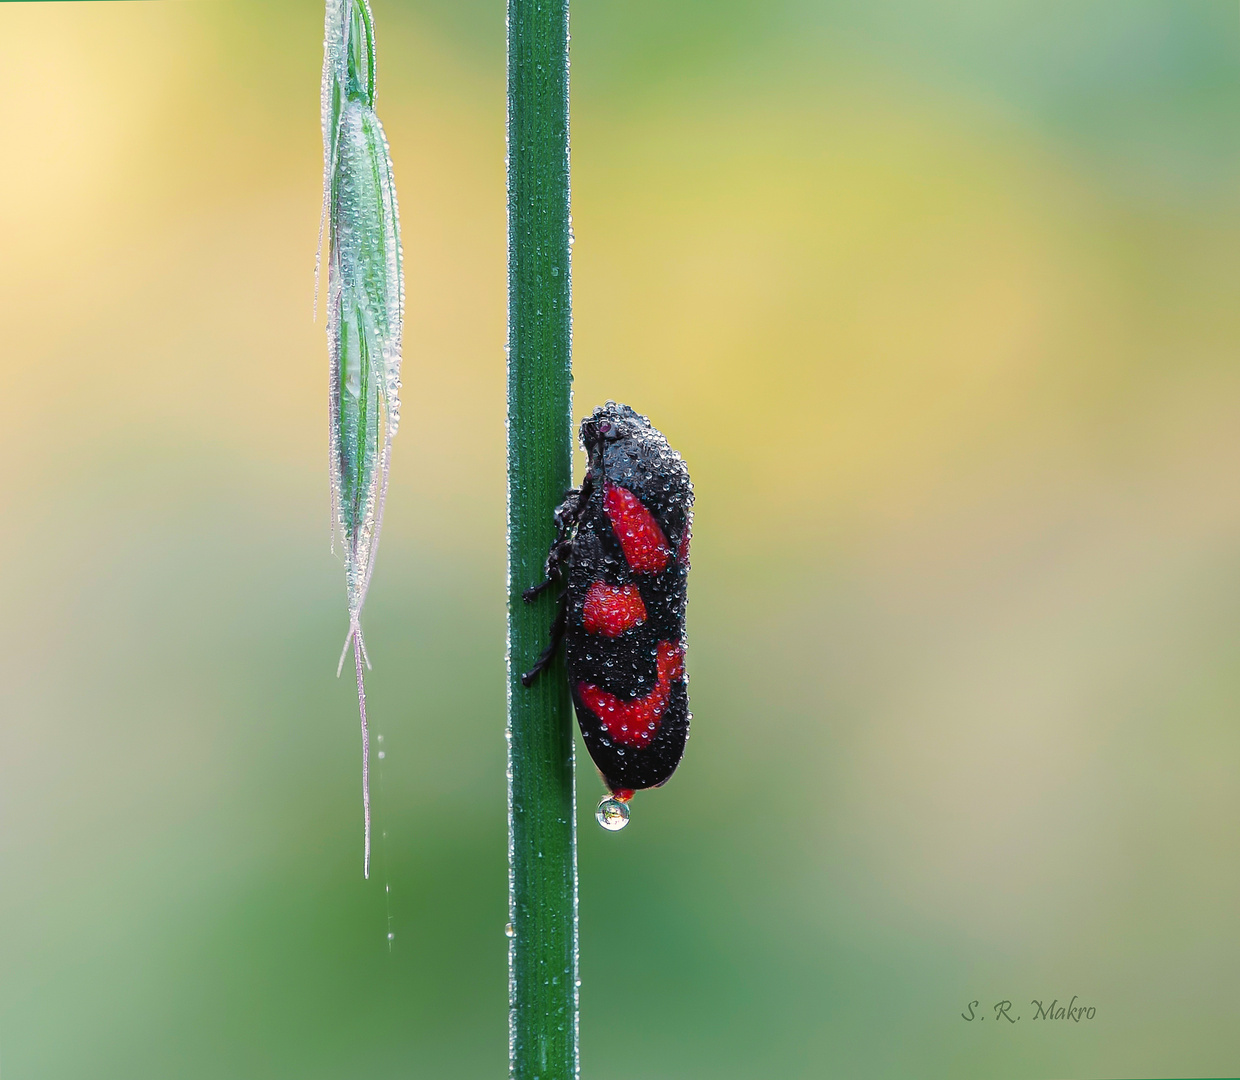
[
  {"xmin": 387, "ymin": 932, "xmax": 395, "ymax": 941},
  {"xmin": 596, "ymin": 796, "xmax": 630, "ymax": 831},
  {"xmin": 378, "ymin": 750, "xmax": 386, "ymax": 759},
  {"xmin": 505, "ymin": 922, "xmax": 516, "ymax": 938}
]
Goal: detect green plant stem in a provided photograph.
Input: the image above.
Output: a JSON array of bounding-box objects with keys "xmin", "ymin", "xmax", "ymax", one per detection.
[{"xmin": 506, "ymin": 0, "xmax": 576, "ymax": 1078}]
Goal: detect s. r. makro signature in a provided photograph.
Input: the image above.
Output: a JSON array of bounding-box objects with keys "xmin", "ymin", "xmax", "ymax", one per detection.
[{"xmin": 961, "ymin": 997, "xmax": 1097, "ymax": 1023}]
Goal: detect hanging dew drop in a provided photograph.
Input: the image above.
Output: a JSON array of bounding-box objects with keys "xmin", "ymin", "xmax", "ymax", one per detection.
[
  {"xmin": 596, "ymin": 796, "xmax": 630, "ymax": 831},
  {"xmin": 505, "ymin": 923, "xmax": 516, "ymax": 938}
]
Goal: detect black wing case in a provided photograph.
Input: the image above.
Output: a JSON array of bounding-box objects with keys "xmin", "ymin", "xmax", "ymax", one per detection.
[{"xmin": 564, "ymin": 438, "xmax": 692, "ymax": 792}]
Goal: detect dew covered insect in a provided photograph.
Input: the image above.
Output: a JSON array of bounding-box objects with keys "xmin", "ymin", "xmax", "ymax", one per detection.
[{"xmin": 522, "ymin": 403, "xmax": 693, "ymax": 824}]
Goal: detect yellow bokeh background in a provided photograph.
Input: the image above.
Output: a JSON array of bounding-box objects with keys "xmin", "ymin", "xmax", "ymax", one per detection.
[{"xmin": 2, "ymin": 2, "xmax": 1239, "ymax": 1077}]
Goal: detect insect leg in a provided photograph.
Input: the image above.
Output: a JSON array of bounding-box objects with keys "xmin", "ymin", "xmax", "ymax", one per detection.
[
  {"xmin": 520, "ymin": 589, "xmax": 568, "ymax": 686},
  {"xmin": 519, "ymin": 475, "xmax": 595, "ymax": 685},
  {"xmin": 521, "ymin": 479, "xmax": 591, "ymax": 601},
  {"xmin": 521, "ymin": 537, "xmax": 572, "ymax": 602}
]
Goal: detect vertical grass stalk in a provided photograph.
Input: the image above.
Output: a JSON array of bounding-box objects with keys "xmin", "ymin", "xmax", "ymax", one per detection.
[{"xmin": 506, "ymin": 0, "xmax": 576, "ymax": 1077}]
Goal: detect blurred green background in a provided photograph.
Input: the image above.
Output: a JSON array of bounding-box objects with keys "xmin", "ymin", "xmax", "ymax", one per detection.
[{"xmin": 2, "ymin": 1, "xmax": 1240, "ymax": 1077}]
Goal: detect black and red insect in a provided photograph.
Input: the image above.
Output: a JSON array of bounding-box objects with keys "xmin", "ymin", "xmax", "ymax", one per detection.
[{"xmin": 522, "ymin": 402, "xmax": 693, "ymax": 808}]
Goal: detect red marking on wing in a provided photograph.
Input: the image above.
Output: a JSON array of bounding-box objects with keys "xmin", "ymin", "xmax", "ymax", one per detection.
[
  {"xmin": 604, "ymin": 484, "xmax": 671, "ymax": 573},
  {"xmin": 583, "ymin": 580, "xmax": 647, "ymax": 637},
  {"xmin": 611, "ymin": 789, "xmax": 635, "ymax": 803},
  {"xmin": 577, "ymin": 641, "xmax": 685, "ymax": 748},
  {"xmin": 677, "ymin": 515, "xmax": 692, "ymax": 569}
]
